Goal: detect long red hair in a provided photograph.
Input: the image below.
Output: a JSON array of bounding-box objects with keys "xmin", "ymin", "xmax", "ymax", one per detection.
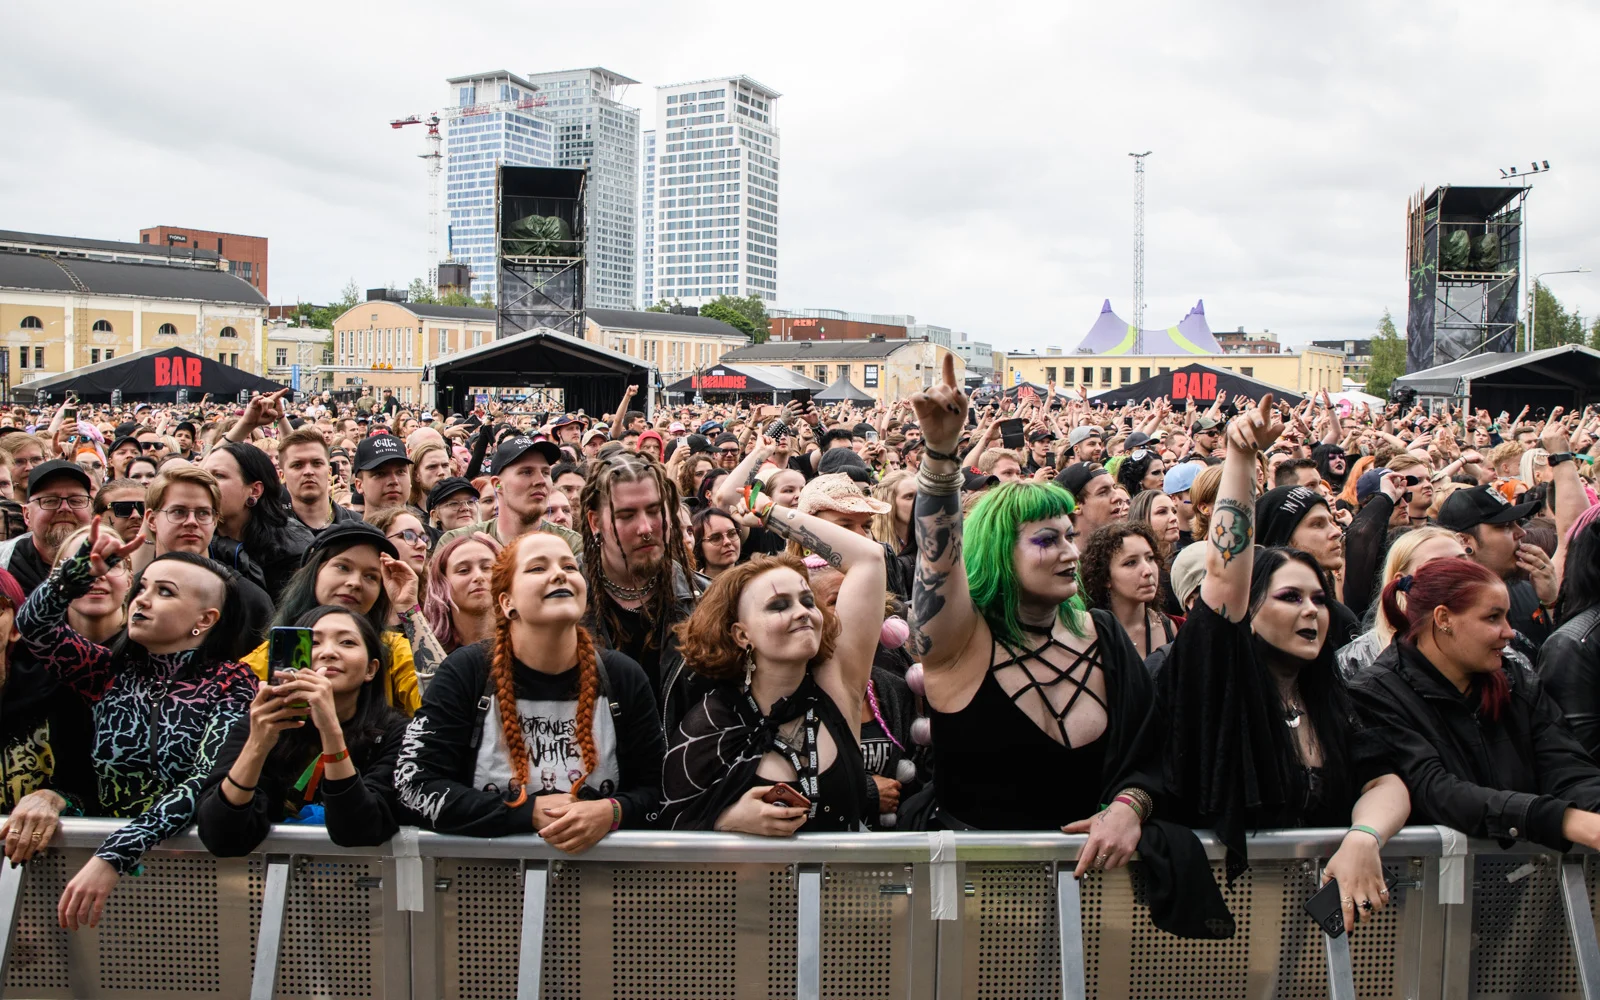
[
  {"xmin": 1380, "ymin": 557, "xmax": 1510, "ymax": 721},
  {"xmin": 489, "ymin": 535, "xmax": 600, "ymax": 796}
]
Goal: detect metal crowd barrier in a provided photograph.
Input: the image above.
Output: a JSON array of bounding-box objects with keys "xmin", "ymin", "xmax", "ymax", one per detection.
[{"xmin": 0, "ymin": 820, "xmax": 1597, "ymax": 998}]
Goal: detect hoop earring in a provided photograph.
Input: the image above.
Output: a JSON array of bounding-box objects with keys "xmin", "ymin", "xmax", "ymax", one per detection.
[
  {"xmin": 191, "ymin": 628, "xmax": 202, "ymax": 637},
  {"xmin": 742, "ymin": 645, "xmax": 755, "ymax": 689}
]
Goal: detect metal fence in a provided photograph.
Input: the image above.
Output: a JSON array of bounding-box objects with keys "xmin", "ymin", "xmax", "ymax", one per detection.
[{"xmin": 0, "ymin": 820, "xmax": 1597, "ymax": 999}]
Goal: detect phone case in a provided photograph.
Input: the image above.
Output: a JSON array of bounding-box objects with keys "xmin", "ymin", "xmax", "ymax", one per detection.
[
  {"xmin": 1304, "ymin": 878, "xmax": 1346, "ymax": 938},
  {"xmin": 268, "ymin": 627, "xmax": 313, "ymax": 675}
]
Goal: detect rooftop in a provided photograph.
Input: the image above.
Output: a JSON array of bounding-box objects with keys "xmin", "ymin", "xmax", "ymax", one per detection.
[
  {"xmin": 721, "ymin": 339, "xmax": 930, "ymax": 362},
  {"xmin": 446, "ymin": 69, "xmax": 540, "ymax": 92},
  {"xmin": 658, "ymin": 74, "xmax": 782, "ymax": 100},
  {"xmin": 0, "ymin": 250, "xmax": 266, "ymax": 305},
  {"xmin": 588, "ymin": 307, "xmax": 747, "ymax": 340},
  {"xmin": 0, "ymin": 229, "xmax": 219, "ymax": 263},
  {"xmin": 524, "ymin": 67, "xmax": 641, "ymax": 87}
]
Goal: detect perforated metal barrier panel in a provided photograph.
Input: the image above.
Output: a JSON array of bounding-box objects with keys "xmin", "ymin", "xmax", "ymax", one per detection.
[{"xmin": 2, "ymin": 825, "xmax": 1597, "ymax": 1000}]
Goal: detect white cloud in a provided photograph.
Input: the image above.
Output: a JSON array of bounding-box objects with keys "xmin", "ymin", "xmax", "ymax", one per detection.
[{"xmin": 4, "ymin": 0, "xmax": 1598, "ymax": 351}]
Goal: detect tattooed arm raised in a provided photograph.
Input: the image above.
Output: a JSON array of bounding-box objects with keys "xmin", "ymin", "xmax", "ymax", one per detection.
[
  {"xmin": 1200, "ymin": 394, "xmax": 1284, "ymax": 622},
  {"xmin": 908, "ymin": 354, "xmax": 979, "ymax": 672}
]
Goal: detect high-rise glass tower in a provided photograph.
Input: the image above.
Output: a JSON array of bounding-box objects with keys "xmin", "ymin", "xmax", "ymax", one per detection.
[
  {"xmin": 522, "ymin": 68, "xmax": 641, "ymax": 311},
  {"xmin": 651, "ymin": 76, "xmax": 781, "ymax": 306},
  {"xmin": 639, "ymin": 130, "xmax": 656, "ymax": 308},
  {"xmin": 443, "ymin": 71, "xmax": 555, "ymax": 303}
]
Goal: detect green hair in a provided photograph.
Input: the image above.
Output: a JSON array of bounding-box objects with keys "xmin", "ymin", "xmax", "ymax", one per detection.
[
  {"xmin": 1103, "ymin": 454, "xmax": 1126, "ymax": 482},
  {"xmin": 964, "ymin": 481, "xmax": 1088, "ymax": 649}
]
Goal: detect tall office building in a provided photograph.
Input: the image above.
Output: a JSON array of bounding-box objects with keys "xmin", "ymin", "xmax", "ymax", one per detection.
[
  {"xmin": 651, "ymin": 76, "xmax": 781, "ymax": 307},
  {"xmin": 523, "ymin": 68, "xmax": 640, "ymax": 311},
  {"xmin": 639, "ymin": 130, "xmax": 656, "ymax": 308},
  {"xmin": 443, "ymin": 71, "xmax": 555, "ymax": 302}
]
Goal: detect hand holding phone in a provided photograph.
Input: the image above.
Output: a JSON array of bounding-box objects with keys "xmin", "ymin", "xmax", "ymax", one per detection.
[
  {"xmin": 760, "ymin": 782, "xmax": 812, "ymax": 810},
  {"xmin": 268, "ymin": 627, "xmax": 313, "ymax": 713}
]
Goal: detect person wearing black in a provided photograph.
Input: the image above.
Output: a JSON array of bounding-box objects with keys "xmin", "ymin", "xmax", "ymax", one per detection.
[
  {"xmin": 1436, "ymin": 484, "xmax": 1557, "ymax": 649},
  {"xmin": 197, "ymin": 607, "xmax": 411, "ymax": 854},
  {"xmin": 1351, "ymin": 557, "xmax": 1600, "ymax": 854},
  {"xmin": 1254, "ymin": 484, "xmax": 1361, "ymax": 650},
  {"xmin": 1541, "ymin": 516, "xmax": 1600, "ymax": 756},
  {"xmin": 394, "ymin": 533, "xmax": 663, "ymax": 847},
  {"xmin": 0, "ymin": 461, "xmax": 95, "ymax": 595},
  {"xmin": 1157, "ymin": 394, "xmax": 1408, "ymax": 935},
  {"xmin": 201, "ymin": 442, "xmax": 313, "ymax": 602}
]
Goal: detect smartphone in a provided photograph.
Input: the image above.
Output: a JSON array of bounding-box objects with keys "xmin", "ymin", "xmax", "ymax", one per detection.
[
  {"xmin": 1305, "ymin": 878, "xmax": 1346, "ymax": 938},
  {"xmin": 998, "ymin": 418, "xmax": 1025, "ymax": 450},
  {"xmin": 865, "ymin": 429, "xmax": 879, "ymax": 442},
  {"xmin": 63, "ymin": 406, "xmax": 77, "ymax": 422},
  {"xmin": 791, "ymin": 390, "xmax": 812, "ymax": 406},
  {"xmin": 268, "ymin": 627, "xmax": 313, "ymax": 712},
  {"xmin": 760, "ymin": 782, "xmax": 812, "ymax": 810}
]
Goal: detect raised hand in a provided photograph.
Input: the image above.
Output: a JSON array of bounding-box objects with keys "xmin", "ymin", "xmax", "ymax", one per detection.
[
  {"xmin": 908, "ymin": 354, "xmax": 969, "ymax": 459},
  {"xmin": 84, "ymin": 516, "xmax": 144, "ymax": 578},
  {"xmin": 379, "ymin": 553, "xmax": 419, "ymax": 609},
  {"xmin": 1225, "ymin": 394, "xmax": 1285, "ymax": 455}
]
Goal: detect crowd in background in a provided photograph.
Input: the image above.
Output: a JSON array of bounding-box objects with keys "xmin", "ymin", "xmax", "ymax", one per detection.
[{"xmin": 4, "ymin": 370, "xmax": 1600, "ymax": 939}]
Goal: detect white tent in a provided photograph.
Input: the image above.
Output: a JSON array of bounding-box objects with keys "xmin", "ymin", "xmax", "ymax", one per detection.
[{"xmin": 1328, "ymin": 389, "xmax": 1386, "ymax": 410}]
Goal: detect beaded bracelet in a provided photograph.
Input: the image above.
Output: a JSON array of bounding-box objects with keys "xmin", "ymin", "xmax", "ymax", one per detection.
[{"xmin": 608, "ymin": 798, "xmax": 622, "ymax": 832}]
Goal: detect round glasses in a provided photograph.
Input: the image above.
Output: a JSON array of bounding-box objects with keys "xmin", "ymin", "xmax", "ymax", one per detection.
[{"xmin": 156, "ymin": 506, "xmax": 217, "ymax": 525}]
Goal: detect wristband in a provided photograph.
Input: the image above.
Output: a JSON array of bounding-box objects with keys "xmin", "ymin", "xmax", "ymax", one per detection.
[
  {"xmin": 1112, "ymin": 794, "xmax": 1144, "ymax": 819},
  {"xmin": 321, "ymin": 748, "xmax": 350, "ymax": 765},
  {"xmin": 1348, "ymin": 824, "xmax": 1384, "ymax": 848},
  {"xmin": 224, "ymin": 774, "xmax": 257, "ymax": 795},
  {"xmin": 922, "ymin": 444, "xmax": 960, "ymax": 463},
  {"xmin": 608, "ymin": 797, "xmax": 622, "ymax": 832},
  {"xmin": 1548, "ymin": 452, "xmax": 1575, "ymax": 467}
]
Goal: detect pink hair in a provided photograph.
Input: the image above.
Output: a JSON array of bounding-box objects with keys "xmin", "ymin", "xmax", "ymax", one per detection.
[{"xmin": 424, "ymin": 532, "xmax": 503, "ymax": 650}]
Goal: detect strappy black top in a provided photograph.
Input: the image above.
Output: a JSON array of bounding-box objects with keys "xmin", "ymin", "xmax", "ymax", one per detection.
[{"xmin": 928, "ymin": 620, "xmax": 1109, "ymax": 829}]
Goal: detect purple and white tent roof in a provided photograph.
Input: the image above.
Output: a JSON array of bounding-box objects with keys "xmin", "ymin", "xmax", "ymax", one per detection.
[{"xmin": 1072, "ymin": 299, "xmax": 1222, "ymax": 356}]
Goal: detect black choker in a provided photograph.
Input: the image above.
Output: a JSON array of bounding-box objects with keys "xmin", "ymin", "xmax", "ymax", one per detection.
[{"xmin": 1018, "ymin": 620, "xmax": 1055, "ymax": 636}]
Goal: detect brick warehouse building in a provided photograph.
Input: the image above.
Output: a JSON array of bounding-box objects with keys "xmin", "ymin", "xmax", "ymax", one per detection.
[{"xmin": 140, "ymin": 227, "xmax": 268, "ymax": 297}]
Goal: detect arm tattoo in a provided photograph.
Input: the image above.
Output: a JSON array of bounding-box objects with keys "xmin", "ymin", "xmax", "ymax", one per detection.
[
  {"xmin": 768, "ymin": 511, "xmax": 843, "ymax": 568},
  {"xmin": 913, "ymin": 491, "xmax": 962, "ymax": 563},
  {"xmin": 910, "ymin": 565, "xmax": 950, "ymax": 656},
  {"xmin": 1210, "ymin": 498, "xmax": 1253, "ymax": 565}
]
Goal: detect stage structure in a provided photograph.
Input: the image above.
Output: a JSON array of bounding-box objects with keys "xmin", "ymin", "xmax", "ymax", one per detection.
[
  {"xmin": 496, "ymin": 166, "xmax": 586, "ymax": 338},
  {"xmin": 1405, "ymin": 185, "xmax": 1524, "ymax": 372}
]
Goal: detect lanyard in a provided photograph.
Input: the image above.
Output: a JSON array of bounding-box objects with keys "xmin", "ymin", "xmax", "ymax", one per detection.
[{"xmin": 746, "ymin": 690, "xmax": 818, "ymax": 819}]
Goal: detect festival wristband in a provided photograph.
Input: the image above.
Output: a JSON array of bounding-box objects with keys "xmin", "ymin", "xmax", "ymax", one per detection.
[
  {"xmin": 608, "ymin": 797, "xmax": 622, "ymax": 832},
  {"xmin": 1112, "ymin": 794, "xmax": 1144, "ymax": 819},
  {"xmin": 922, "ymin": 444, "xmax": 959, "ymax": 463},
  {"xmin": 1348, "ymin": 824, "xmax": 1384, "ymax": 847},
  {"xmin": 321, "ymin": 748, "xmax": 350, "ymax": 765}
]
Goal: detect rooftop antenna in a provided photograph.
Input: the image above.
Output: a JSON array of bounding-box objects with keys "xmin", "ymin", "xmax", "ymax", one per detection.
[{"xmin": 1129, "ymin": 151, "xmax": 1152, "ymax": 352}]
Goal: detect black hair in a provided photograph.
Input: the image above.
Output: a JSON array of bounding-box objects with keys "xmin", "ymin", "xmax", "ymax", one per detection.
[
  {"xmin": 1115, "ymin": 449, "xmax": 1160, "ymax": 496},
  {"xmin": 214, "ymin": 442, "xmax": 291, "ymax": 549},
  {"xmin": 820, "ymin": 428, "xmax": 855, "ymax": 450},
  {"xmin": 272, "ymin": 536, "xmax": 392, "ymax": 634},
  {"xmin": 695, "ymin": 468, "xmax": 728, "ymax": 508},
  {"xmin": 1560, "ymin": 519, "xmax": 1600, "ymax": 620},
  {"xmin": 264, "ymin": 605, "xmax": 398, "ymax": 782},
  {"xmin": 1246, "ymin": 546, "xmax": 1356, "ymax": 817},
  {"xmin": 1274, "ymin": 457, "xmax": 1318, "ymax": 487},
  {"xmin": 691, "ymin": 505, "xmax": 740, "ymax": 568},
  {"xmin": 550, "ymin": 462, "xmax": 582, "ymax": 484},
  {"xmin": 115, "ymin": 551, "xmax": 251, "ymax": 664},
  {"xmin": 126, "ymin": 456, "xmax": 159, "ymax": 478}
]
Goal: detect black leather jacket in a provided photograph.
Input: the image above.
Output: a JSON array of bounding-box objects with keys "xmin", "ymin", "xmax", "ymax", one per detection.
[
  {"xmin": 1538, "ymin": 606, "xmax": 1600, "ymax": 758},
  {"xmin": 1350, "ymin": 640, "xmax": 1600, "ymax": 852}
]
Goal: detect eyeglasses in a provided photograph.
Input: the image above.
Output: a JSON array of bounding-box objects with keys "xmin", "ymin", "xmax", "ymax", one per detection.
[
  {"xmin": 157, "ymin": 506, "xmax": 217, "ymax": 525},
  {"xmin": 436, "ymin": 498, "xmax": 479, "ymax": 513},
  {"xmin": 703, "ymin": 529, "xmax": 741, "ymax": 545},
  {"xmin": 30, "ymin": 495, "xmax": 91, "ymax": 511},
  {"xmin": 139, "ymin": 441, "xmax": 163, "ymax": 451},
  {"xmin": 388, "ymin": 528, "xmax": 428, "ymax": 546},
  {"xmin": 718, "ymin": 447, "xmax": 741, "ymax": 454},
  {"xmin": 109, "ymin": 501, "xmax": 146, "ymax": 518}
]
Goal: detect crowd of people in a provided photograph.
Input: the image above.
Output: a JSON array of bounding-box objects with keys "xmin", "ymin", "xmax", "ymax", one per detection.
[{"xmin": 5, "ymin": 368, "xmax": 1600, "ymax": 939}]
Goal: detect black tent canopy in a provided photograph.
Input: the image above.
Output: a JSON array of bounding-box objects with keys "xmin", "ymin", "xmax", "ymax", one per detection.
[
  {"xmin": 663, "ymin": 363, "xmax": 825, "ymax": 403},
  {"xmin": 425, "ymin": 328, "xmax": 651, "ymax": 418},
  {"xmin": 15, "ymin": 346, "xmax": 286, "ymax": 403},
  {"xmin": 814, "ymin": 375, "xmax": 875, "ymax": 403},
  {"xmin": 1392, "ymin": 344, "xmax": 1600, "ymax": 414},
  {"xmin": 1091, "ymin": 362, "xmax": 1305, "ymax": 407}
]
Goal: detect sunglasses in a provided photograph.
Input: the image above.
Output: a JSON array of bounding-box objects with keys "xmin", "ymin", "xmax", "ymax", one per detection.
[
  {"xmin": 109, "ymin": 501, "xmax": 146, "ymax": 518},
  {"xmin": 140, "ymin": 441, "xmax": 163, "ymax": 451},
  {"xmin": 388, "ymin": 528, "xmax": 428, "ymax": 546}
]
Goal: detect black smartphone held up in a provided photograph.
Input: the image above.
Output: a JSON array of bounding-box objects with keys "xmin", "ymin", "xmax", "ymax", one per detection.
[
  {"xmin": 268, "ymin": 626, "xmax": 314, "ymax": 711},
  {"xmin": 791, "ymin": 389, "xmax": 812, "ymax": 407},
  {"xmin": 998, "ymin": 418, "xmax": 1025, "ymax": 450},
  {"xmin": 1305, "ymin": 878, "xmax": 1346, "ymax": 938}
]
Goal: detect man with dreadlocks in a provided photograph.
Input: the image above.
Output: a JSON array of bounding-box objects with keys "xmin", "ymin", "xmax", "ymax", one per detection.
[{"xmin": 580, "ymin": 451, "xmax": 706, "ymax": 732}]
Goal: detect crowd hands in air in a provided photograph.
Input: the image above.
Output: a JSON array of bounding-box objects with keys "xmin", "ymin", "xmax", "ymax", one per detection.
[{"xmin": 0, "ymin": 371, "xmax": 1598, "ymax": 939}]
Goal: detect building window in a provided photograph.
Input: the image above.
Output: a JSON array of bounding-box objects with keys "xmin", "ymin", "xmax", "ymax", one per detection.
[
  {"xmin": 105, "ymin": 350, "xmax": 113, "ymax": 360},
  {"xmin": 33, "ymin": 347, "xmax": 43, "ymax": 369},
  {"xmin": 90, "ymin": 349, "xmax": 100, "ymax": 363},
  {"xmin": 19, "ymin": 316, "xmax": 42, "ymax": 330},
  {"xmin": 815, "ymin": 366, "xmax": 828, "ymax": 383},
  {"xmin": 438, "ymin": 330, "xmax": 447, "ymax": 354},
  {"xmin": 220, "ymin": 326, "xmax": 238, "ymax": 338},
  {"xmin": 231, "ymin": 354, "xmax": 239, "ymax": 367},
  {"xmin": 1241, "ymin": 366, "xmax": 1254, "ymax": 377},
  {"xmin": 18, "ymin": 348, "xmax": 27, "ymax": 369},
  {"xmin": 1100, "ymin": 367, "xmax": 1112, "ymax": 386},
  {"xmin": 838, "ymin": 365, "xmax": 850, "ymax": 383},
  {"xmin": 1139, "ymin": 367, "xmax": 1150, "ymax": 381},
  {"xmin": 1082, "ymin": 367, "xmax": 1093, "ymax": 385},
  {"xmin": 1159, "ymin": 367, "xmax": 1170, "ymax": 375},
  {"xmin": 219, "ymin": 353, "xmax": 227, "ymax": 363},
  {"xmin": 158, "ymin": 323, "xmax": 178, "ymax": 336},
  {"xmin": 276, "ymin": 348, "xmax": 288, "ymax": 366},
  {"xmin": 1061, "ymin": 368, "xmax": 1074, "ymax": 384},
  {"xmin": 1119, "ymin": 367, "xmax": 1131, "ymax": 384},
  {"xmin": 1044, "ymin": 367, "xmax": 1056, "ymax": 383},
  {"xmin": 91, "ymin": 319, "xmax": 111, "ymax": 332}
]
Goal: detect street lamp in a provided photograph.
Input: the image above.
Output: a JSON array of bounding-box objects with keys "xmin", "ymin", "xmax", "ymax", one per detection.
[{"xmin": 1529, "ymin": 267, "xmax": 1591, "ymax": 352}]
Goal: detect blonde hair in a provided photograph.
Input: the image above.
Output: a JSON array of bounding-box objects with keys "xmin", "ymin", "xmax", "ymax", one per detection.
[
  {"xmin": 871, "ymin": 469, "xmax": 912, "ymax": 550},
  {"xmin": 1520, "ymin": 448, "xmax": 1549, "ymax": 488},
  {"xmin": 1374, "ymin": 526, "xmax": 1462, "ymax": 644}
]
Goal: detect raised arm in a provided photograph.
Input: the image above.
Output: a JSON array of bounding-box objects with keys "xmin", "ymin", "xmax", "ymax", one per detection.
[
  {"xmin": 908, "ymin": 355, "xmax": 978, "ymax": 670},
  {"xmin": 714, "ymin": 435, "xmax": 774, "ymax": 512},
  {"xmin": 1200, "ymin": 394, "xmax": 1283, "ymax": 622},
  {"xmin": 16, "ymin": 523, "xmax": 139, "ymax": 701}
]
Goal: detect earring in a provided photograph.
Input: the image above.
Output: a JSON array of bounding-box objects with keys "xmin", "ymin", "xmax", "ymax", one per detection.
[
  {"xmin": 506, "ymin": 608, "xmax": 517, "ymax": 619},
  {"xmin": 191, "ymin": 628, "xmax": 202, "ymax": 636},
  {"xmin": 741, "ymin": 645, "xmax": 755, "ymax": 688},
  {"xmin": 1442, "ymin": 626, "xmax": 1454, "ymax": 635},
  {"xmin": 245, "ymin": 496, "xmax": 257, "ymax": 508}
]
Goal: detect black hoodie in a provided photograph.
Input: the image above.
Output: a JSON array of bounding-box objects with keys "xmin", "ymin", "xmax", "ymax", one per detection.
[{"xmin": 0, "ymin": 657, "xmax": 95, "ymax": 813}]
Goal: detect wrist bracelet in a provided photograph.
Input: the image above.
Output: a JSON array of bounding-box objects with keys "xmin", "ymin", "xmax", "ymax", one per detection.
[
  {"xmin": 608, "ymin": 797, "xmax": 622, "ymax": 832},
  {"xmin": 224, "ymin": 774, "xmax": 257, "ymax": 795},
  {"xmin": 1112, "ymin": 794, "xmax": 1144, "ymax": 819},
  {"xmin": 321, "ymin": 748, "xmax": 350, "ymax": 765},
  {"xmin": 1348, "ymin": 824, "xmax": 1384, "ymax": 847},
  {"xmin": 917, "ymin": 464, "xmax": 964, "ymax": 497},
  {"xmin": 922, "ymin": 444, "xmax": 959, "ymax": 463},
  {"xmin": 1112, "ymin": 787, "xmax": 1153, "ymax": 822}
]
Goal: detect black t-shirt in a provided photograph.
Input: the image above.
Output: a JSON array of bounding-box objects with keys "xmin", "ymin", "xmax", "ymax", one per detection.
[
  {"xmin": 5, "ymin": 537, "xmax": 51, "ymax": 597},
  {"xmin": 608, "ymin": 603, "xmax": 657, "ymax": 695},
  {"xmin": 741, "ymin": 524, "xmax": 787, "ymax": 559}
]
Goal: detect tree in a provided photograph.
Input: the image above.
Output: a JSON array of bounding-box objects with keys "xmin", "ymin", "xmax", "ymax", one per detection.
[
  {"xmin": 698, "ymin": 294, "xmax": 771, "ymax": 343},
  {"xmin": 439, "ymin": 291, "xmax": 476, "ymax": 307},
  {"xmin": 1587, "ymin": 316, "xmax": 1600, "ymax": 352},
  {"xmin": 407, "ymin": 278, "xmax": 438, "ymax": 305},
  {"xmin": 1531, "ymin": 280, "xmax": 1586, "ymax": 351},
  {"xmin": 1365, "ymin": 308, "xmax": 1407, "ymax": 398}
]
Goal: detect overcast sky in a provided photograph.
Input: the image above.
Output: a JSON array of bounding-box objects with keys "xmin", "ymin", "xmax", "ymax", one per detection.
[{"xmin": 6, "ymin": 0, "xmax": 1599, "ymax": 351}]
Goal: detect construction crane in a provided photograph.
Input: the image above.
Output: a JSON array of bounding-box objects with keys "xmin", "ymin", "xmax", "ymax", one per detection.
[
  {"xmin": 390, "ymin": 112, "xmax": 443, "ymax": 287},
  {"xmin": 1128, "ymin": 151, "xmax": 1152, "ymax": 352}
]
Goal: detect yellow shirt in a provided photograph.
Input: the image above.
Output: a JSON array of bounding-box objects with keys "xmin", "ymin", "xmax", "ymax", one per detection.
[{"xmin": 242, "ymin": 630, "xmax": 421, "ymax": 717}]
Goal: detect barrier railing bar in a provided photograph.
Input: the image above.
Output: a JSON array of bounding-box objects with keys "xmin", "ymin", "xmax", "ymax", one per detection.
[
  {"xmin": 796, "ymin": 863, "xmax": 822, "ymax": 1000},
  {"xmin": 1324, "ymin": 930, "xmax": 1357, "ymax": 1000},
  {"xmin": 249, "ymin": 855, "xmax": 291, "ymax": 1000},
  {"xmin": 1055, "ymin": 865, "xmax": 1086, "ymax": 1000},
  {"xmin": 0, "ymin": 859, "xmax": 26, "ymax": 986},
  {"xmin": 515, "ymin": 860, "xmax": 548, "ymax": 1000},
  {"xmin": 1561, "ymin": 857, "xmax": 1600, "ymax": 1000}
]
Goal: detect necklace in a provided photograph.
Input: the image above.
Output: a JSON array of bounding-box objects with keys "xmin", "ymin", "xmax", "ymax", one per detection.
[
  {"xmin": 602, "ymin": 574, "xmax": 656, "ymax": 603},
  {"xmin": 1283, "ymin": 702, "xmax": 1305, "ymax": 729}
]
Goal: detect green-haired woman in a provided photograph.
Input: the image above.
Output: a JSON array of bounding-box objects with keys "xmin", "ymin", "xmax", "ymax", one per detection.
[{"xmin": 906, "ymin": 357, "xmax": 1168, "ymax": 879}]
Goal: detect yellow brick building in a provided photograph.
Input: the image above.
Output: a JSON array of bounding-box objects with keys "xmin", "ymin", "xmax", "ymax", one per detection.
[
  {"xmin": 1002, "ymin": 348, "xmax": 1345, "ymax": 397},
  {"xmin": 330, "ymin": 299, "xmax": 497, "ymax": 403},
  {"xmin": 718, "ymin": 338, "xmax": 965, "ymax": 404}
]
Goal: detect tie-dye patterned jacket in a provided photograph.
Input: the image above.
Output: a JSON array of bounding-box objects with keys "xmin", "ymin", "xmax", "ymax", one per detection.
[{"xmin": 16, "ymin": 553, "xmax": 257, "ymax": 873}]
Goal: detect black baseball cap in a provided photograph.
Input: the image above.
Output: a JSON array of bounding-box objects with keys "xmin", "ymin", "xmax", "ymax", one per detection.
[
  {"xmin": 1055, "ymin": 463, "xmax": 1107, "ymax": 499},
  {"xmin": 353, "ymin": 434, "xmax": 411, "ymax": 473},
  {"xmin": 109, "ymin": 435, "xmax": 140, "ymax": 455},
  {"xmin": 426, "ymin": 476, "xmax": 478, "ymax": 512},
  {"xmin": 1437, "ymin": 484, "xmax": 1539, "ymax": 532},
  {"xmin": 305, "ymin": 520, "xmax": 398, "ymax": 560},
  {"xmin": 962, "ymin": 469, "xmax": 1000, "ymax": 491},
  {"xmin": 1027, "ymin": 429, "xmax": 1054, "ymax": 443},
  {"xmin": 491, "ymin": 435, "xmax": 561, "ymax": 474},
  {"xmin": 28, "ymin": 459, "xmax": 93, "ymax": 496}
]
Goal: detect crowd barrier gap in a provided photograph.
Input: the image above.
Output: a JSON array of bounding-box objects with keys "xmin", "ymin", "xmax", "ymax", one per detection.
[{"xmin": 0, "ymin": 821, "xmax": 1596, "ymax": 999}]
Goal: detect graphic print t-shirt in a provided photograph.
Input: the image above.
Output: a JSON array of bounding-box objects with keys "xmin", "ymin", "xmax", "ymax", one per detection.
[{"xmin": 472, "ymin": 665, "xmax": 619, "ymax": 798}]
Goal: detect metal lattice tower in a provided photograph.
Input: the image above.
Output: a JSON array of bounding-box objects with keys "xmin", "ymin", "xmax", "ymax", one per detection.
[{"xmin": 1129, "ymin": 151, "xmax": 1151, "ymax": 352}]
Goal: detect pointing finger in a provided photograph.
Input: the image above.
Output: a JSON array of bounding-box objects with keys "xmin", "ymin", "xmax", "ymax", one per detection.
[{"xmin": 942, "ymin": 352, "xmax": 956, "ymax": 389}]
